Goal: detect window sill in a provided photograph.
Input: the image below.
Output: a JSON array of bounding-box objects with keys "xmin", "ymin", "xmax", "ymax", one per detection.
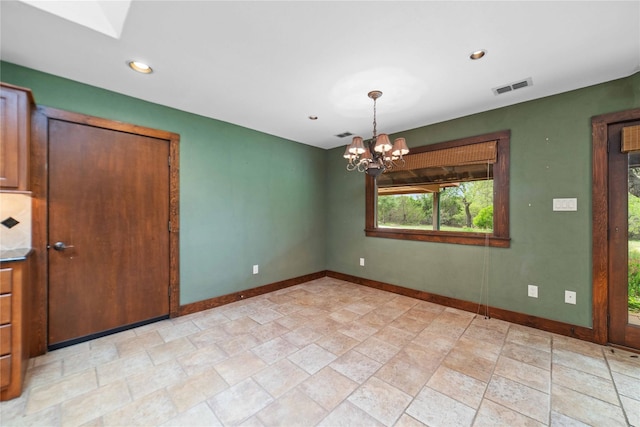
[{"xmin": 365, "ymin": 228, "xmax": 511, "ymax": 248}]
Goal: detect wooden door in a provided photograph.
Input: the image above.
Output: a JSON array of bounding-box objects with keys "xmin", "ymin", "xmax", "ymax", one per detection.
[
  {"xmin": 48, "ymin": 119, "xmax": 171, "ymax": 347},
  {"xmin": 608, "ymin": 120, "xmax": 640, "ymax": 350}
]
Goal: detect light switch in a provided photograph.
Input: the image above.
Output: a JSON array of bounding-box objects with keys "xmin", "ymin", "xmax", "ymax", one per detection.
[{"xmin": 553, "ymin": 198, "xmax": 577, "ymax": 211}]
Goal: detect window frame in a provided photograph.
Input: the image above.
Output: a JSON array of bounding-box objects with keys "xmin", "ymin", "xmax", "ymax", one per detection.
[{"xmin": 365, "ymin": 130, "xmax": 511, "ymax": 248}]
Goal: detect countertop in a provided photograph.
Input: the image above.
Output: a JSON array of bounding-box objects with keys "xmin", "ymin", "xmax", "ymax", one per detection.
[{"xmin": 0, "ymin": 248, "xmax": 33, "ymax": 262}]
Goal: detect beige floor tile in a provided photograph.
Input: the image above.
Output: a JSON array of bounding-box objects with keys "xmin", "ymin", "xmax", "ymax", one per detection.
[
  {"xmin": 208, "ymin": 378, "xmax": 274, "ymax": 425},
  {"xmin": 485, "ymin": 375, "xmax": 549, "ymax": 424},
  {"xmin": 147, "ymin": 336, "xmax": 197, "ymax": 365},
  {"xmin": 157, "ymin": 321, "xmax": 201, "ymax": 342},
  {"xmin": 4, "ymin": 277, "xmax": 637, "ymax": 427},
  {"xmin": 96, "ymin": 351, "xmax": 153, "ymax": 386},
  {"xmin": 620, "ymin": 395, "xmax": 640, "ymax": 427},
  {"xmin": 549, "ymin": 410, "xmax": 591, "ymax": 426},
  {"xmin": 329, "ymin": 308, "xmax": 362, "ymax": 323},
  {"xmin": 31, "ymin": 343, "xmax": 91, "ymax": 368},
  {"xmin": 442, "ymin": 347, "xmax": 496, "ymax": 383},
  {"xmin": 126, "ymin": 359, "xmax": 187, "ymax": 400},
  {"xmin": 251, "ymin": 321, "xmax": 290, "ymax": 343},
  {"xmin": 551, "ymin": 384, "xmax": 627, "ymax": 427},
  {"xmin": 552, "ymin": 364, "xmax": 619, "ymax": 404},
  {"xmin": 388, "ymin": 314, "xmax": 429, "ymax": 334},
  {"xmin": 166, "ymin": 368, "xmax": 229, "ymax": 413},
  {"xmin": 605, "ymin": 348, "xmax": 640, "ymax": 379},
  {"xmin": 298, "ymin": 366, "xmax": 358, "ymax": 411},
  {"xmin": 251, "ymin": 336, "xmax": 299, "ymax": 364},
  {"xmin": 218, "ymin": 333, "xmax": 260, "ymax": 356},
  {"xmin": 176, "ymin": 342, "xmax": 227, "ymax": 376},
  {"xmin": 427, "ymin": 366, "xmax": 487, "ymax": 409},
  {"xmin": 373, "ymin": 325, "xmax": 416, "ymax": 348},
  {"xmin": 315, "ymin": 331, "xmax": 359, "ymax": 356},
  {"xmin": 275, "ymin": 313, "xmax": 309, "ymax": 330},
  {"xmin": 353, "ymin": 336, "xmax": 400, "ymax": 364},
  {"xmin": 190, "ymin": 309, "xmax": 230, "ymax": 330},
  {"xmin": 248, "ymin": 308, "xmax": 284, "ymax": 324},
  {"xmin": 411, "ymin": 329, "xmax": 458, "ymax": 356},
  {"xmin": 553, "ymin": 335, "xmax": 604, "ymax": 359},
  {"xmin": 338, "ymin": 320, "xmax": 379, "ymax": 341},
  {"xmin": 474, "ymin": 399, "xmax": 545, "ymax": 427},
  {"xmin": 552, "ymin": 348, "xmax": 610, "ymax": 379},
  {"xmin": 60, "ymin": 380, "xmax": 130, "ymax": 427},
  {"xmin": 223, "ymin": 316, "xmax": 259, "ymax": 335},
  {"xmin": 375, "ymin": 344, "xmax": 441, "ymax": 396},
  {"xmin": 89, "ymin": 330, "xmax": 136, "ymax": 350},
  {"xmin": 214, "ymin": 351, "xmax": 267, "ymax": 385},
  {"xmin": 500, "ymin": 341, "xmax": 551, "ymax": 370},
  {"xmin": 506, "ymin": 325, "xmax": 552, "ymax": 352},
  {"xmin": 455, "ymin": 335, "xmax": 502, "ymax": 360},
  {"xmin": 102, "ymin": 388, "xmax": 177, "ymax": 426},
  {"xmin": 4, "ymin": 404, "xmax": 61, "ymax": 426},
  {"xmin": 23, "ymin": 359, "xmax": 63, "ymax": 389},
  {"xmin": 394, "ymin": 414, "xmax": 428, "ymax": 427},
  {"xmin": 347, "ymin": 376, "xmax": 412, "ymax": 426},
  {"xmin": 282, "ymin": 325, "xmax": 322, "ymax": 347},
  {"xmin": 611, "ymin": 370, "xmax": 640, "ymax": 399},
  {"xmin": 385, "ymin": 295, "xmax": 419, "ymax": 311},
  {"xmin": 494, "ymin": 355, "xmax": 550, "ymax": 393},
  {"xmin": 161, "ymin": 402, "xmax": 222, "ymax": 427},
  {"xmin": 330, "ymin": 349, "xmax": 382, "ymax": 384},
  {"xmin": 252, "ymin": 358, "xmax": 309, "ymax": 397},
  {"xmin": 462, "ymin": 322, "xmax": 507, "ymax": 347},
  {"xmin": 288, "ymin": 343, "xmax": 337, "ymax": 374},
  {"xmin": 115, "ymin": 330, "xmax": 164, "ymax": 358},
  {"xmin": 406, "ymin": 386, "xmax": 476, "ymax": 427},
  {"xmin": 62, "ymin": 345, "xmax": 119, "ymax": 376},
  {"xmin": 257, "ymin": 388, "xmax": 327, "ymax": 427},
  {"xmin": 317, "ymin": 401, "xmax": 385, "ymax": 427},
  {"xmin": 26, "ymin": 369, "xmax": 98, "ymax": 415}
]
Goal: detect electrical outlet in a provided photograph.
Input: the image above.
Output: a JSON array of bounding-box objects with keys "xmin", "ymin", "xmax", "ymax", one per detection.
[
  {"xmin": 360, "ymin": 258, "xmax": 365, "ymax": 267},
  {"xmin": 253, "ymin": 265, "xmax": 259, "ymax": 275},
  {"xmin": 565, "ymin": 290, "xmax": 576, "ymax": 304},
  {"xmin": 528, "ymin": 285, "xmax": 538, "ymax": 298}
]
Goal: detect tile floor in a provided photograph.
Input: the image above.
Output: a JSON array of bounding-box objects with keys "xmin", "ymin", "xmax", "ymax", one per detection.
[{"xmin": 1, "ymin": 277, "xmax": 639, "ymax": 426}]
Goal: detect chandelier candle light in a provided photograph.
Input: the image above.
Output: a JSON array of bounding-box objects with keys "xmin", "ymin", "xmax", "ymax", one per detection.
[{"xmin": 344, "ymin": 90, "xmax": 409, "ymax": 176}]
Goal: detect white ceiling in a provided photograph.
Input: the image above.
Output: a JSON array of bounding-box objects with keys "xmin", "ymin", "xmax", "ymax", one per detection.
[{"xmin": 1, "ymin": 1, "xmax": 638, "ymax": 150}]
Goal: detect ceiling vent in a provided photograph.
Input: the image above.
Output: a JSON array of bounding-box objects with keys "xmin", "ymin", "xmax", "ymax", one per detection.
[
  {"xmin": 492, "ymin": 78, "xmax": 533, "ymax": 96},
  {"xmin": 335, "ymin": 132, "xmax": 353, "ymax": 138}
]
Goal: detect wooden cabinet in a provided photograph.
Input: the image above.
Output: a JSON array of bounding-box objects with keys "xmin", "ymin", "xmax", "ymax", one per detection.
[
  {"xmin": 0, "ymin": 255, "xmax": 31, "ymax": 401},
  {"xmin": 0, "ymin": 83, "xmax": 34, "ymax": 191}
]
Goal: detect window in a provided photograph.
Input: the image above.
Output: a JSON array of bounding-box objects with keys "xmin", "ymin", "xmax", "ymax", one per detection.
[{"xmin": 365, "ymin": 130, "xmax": 510, "ymax": 247}]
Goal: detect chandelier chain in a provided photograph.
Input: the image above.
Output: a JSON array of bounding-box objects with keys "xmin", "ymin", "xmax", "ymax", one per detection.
[{"xmin": 372, "ymin": 97, "xmax": 377, "ymax": 141}]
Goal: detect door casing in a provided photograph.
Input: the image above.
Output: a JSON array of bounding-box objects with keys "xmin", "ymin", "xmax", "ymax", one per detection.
[
  {"xmin": 592, "ymin": 108, "xmax": 640, "ymax": 347},
  {"xmin": 29, "ymin": 106, "xmax": 180, "ymax": 356}
]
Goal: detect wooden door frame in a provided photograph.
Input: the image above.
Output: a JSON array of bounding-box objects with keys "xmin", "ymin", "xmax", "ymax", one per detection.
[
  {"xmin": 592, "ymin": 108, "xmax": 640, "ymax": 346},
  {"xmin": 29, "ymin": 106, "xmax": 180, "ymax": 356}
]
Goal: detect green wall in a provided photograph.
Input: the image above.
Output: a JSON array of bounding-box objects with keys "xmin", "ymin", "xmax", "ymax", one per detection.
[
  {"xmin": 3, "ymin": 60, "xmax": 639, "ymax": 328},
  {"xmin": 0, "ymin": 61, "xmax": 327, "ymax": 305},
  {"xmin": 326, "ymin": 72, "xmax": 640, "ymax": 328}
]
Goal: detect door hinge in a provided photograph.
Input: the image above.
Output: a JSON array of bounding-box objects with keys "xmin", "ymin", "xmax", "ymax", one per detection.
[
  {"xmin": 169, "ymin": 221, "xmax": 172, "ymax": 232},
  {"xmin": 607, "ymin": 139, "xmax": 610, "ymax": 153},
  {"xmin": 168, "ymin": 156, "xmax": 171, "ymax": 167},
  {"xmin": 607, "ymin": 314, "xmax": 610, "ymax": 328}
]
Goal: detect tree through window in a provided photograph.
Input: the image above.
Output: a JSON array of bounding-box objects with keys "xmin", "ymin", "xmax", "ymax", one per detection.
[{"xmin": 365, "ymin": 130, "xmax": 511, "ymax": 248}]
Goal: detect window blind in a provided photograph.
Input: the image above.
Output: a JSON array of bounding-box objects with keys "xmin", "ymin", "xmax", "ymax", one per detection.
[
  {"xmin": 622, "ymin": 125, "xmax": 640, "ymax": 153},
  {"xmin": 392, "ymin": 140, "xmax": 497, "ymax": 171}
]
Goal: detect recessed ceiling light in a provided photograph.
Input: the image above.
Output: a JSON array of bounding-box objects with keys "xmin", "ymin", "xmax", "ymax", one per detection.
[
  {"xmin": 469, "ymin": 50, "xmax": 486, "ymax": 60},
  {"xmin": 128, "ymin": 60, "xmax": 153, "ymax": 74},
  {"xmin": 308, "ymin": 115, "xmax": 318, "ymax": 120}
]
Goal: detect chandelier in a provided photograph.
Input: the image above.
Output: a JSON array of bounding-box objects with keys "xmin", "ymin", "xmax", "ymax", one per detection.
[{"xmin": 343, "ymin": 90, "xmax": 409, "ymax": 177}]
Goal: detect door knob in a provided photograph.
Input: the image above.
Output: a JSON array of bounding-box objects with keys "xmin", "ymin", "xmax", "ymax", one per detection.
[{"xmin": 52, "ymin": 241, "xmax": 74, "ymax": 251}]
